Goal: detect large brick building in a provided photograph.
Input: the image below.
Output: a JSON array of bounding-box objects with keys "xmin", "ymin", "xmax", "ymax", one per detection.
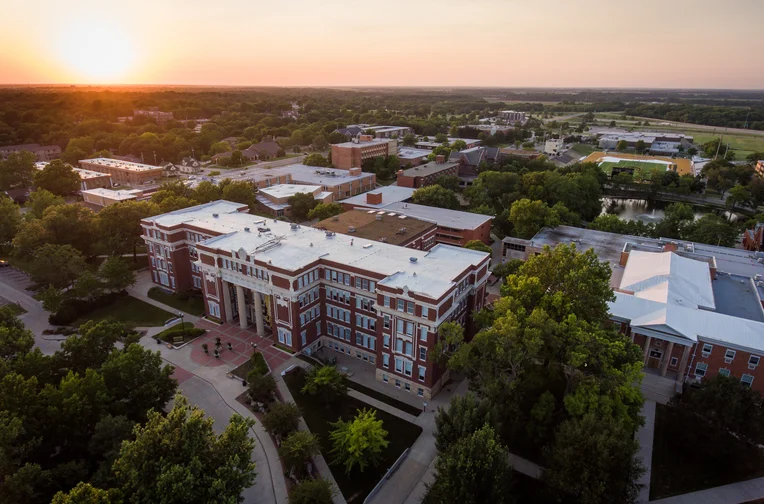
[
  {"xmin": 503, "ymin": 226, "xmax": 764, "ymax": 393},
  {"xmin": 36, "ymin": 162, "xmax": 113, "ymax": 191},
  {"xmin": 254, "ymin": 184, "xmax": 333, "ymax": 218},
  {"xmin": 141, "ymin": 201, "xmax": 491, "ymax": 399},
  {"xmin": 79, "ymin": 158, "xmax": 164, "ymax": 185},
  {"xmin": 0, "ymin": 143, "xmax": 62, "ymax": 162},
  {"xmin": 396, "ymin": 158, "xmax": 459, "ymax": 189},
  {"xmin": 331, "ymin": 136, "xmax": 397, "ymax": 169}
]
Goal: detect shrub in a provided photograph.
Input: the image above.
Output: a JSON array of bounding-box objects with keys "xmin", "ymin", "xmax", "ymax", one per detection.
[
  {"xmin": 262, "ymin": 402, "xmax": 301, "ymax": 442},
  {"xmin": 289, "ymin": 478, "xmax": 335, "ymax": 504},
  {"xmin": 249, "ymin": 351, "xmax": 269, "ymax": 377},
  {"xmin": 49, "ymin": 291, "xmax": 128, "ymax": 326},
  {"xmin": 247, "ymin": 373, "xmax": 277, "ymax": 406}
]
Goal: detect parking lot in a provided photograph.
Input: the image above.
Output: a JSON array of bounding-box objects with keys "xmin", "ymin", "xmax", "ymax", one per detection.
[{"xmin": 0, "ymin": 266, "xmax": 34, "ymax": 293}]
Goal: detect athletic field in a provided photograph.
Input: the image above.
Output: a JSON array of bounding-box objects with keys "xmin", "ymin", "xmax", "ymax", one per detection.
[{"xmin": 599, "ymin": 159, "xmax": 668, "ymax": 180}]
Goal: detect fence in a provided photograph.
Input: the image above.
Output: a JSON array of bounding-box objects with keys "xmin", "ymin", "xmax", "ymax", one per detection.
[{"xmin": 363, "ymin": 447, "xmax": 410, "ymax": 504}]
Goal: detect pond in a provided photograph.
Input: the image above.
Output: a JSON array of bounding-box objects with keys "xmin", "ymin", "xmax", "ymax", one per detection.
[{"xmin": 600, "ymin": 198, "xmax": 741, "ymax": 223}]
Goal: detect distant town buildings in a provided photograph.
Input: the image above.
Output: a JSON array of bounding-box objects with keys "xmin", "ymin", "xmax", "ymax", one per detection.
[
  {"xmin": 331, "ymin": 136, "xmax": 397, "ymax": 169},
  {"xmin": 79, "ymin": 158, "xmax": 165, "ymax": 185},
  {"xmin": 340, "ymin": 186, "xmax": 416, "ymax": 212},
  {"xmin": 141, "ymin": 200, "xmax": 491, "ymax": 399},
  {"xmin": 238, "ymin": 164, "xmax": 376, "ymax": 201},
  {"xmin": 503, "ymin": 225, "xmax": 764, "ymax": 393},
  {"xmin": 498, "ymin": 110, "xmax": 527, "ymax": 123},
  {"xmin": 0, "ymin": 143, "xmax": 62, "ymax": 162},
  {"xmin": 332, "ymin": 125, "xmax": 413, "ymax": 141},
  {"xmin": 756, "ymin": 159, "xmax": 764, "ymax": 177},
  {"xmin": 397, "ymin": 148, "xmax": 432, "ymax": 167},
  {"xmin": 133, "ymin": 108, "xmax": 174, "ymax": 125},
  {"xmin": 415, "ymin": 137, "xmax": 481, "ymax": 150},
  {"xmin": 594, "ymin": 129, "xmax": 694, "ymax": 155},
  {"xmin": 544, "ymin": 138, "xmax": 564, "ymax": 156}
]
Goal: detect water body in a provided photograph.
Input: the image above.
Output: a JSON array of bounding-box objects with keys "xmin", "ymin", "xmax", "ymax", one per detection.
[{"xmin": 600, "ymin": 198, "xmax": 740, "ymax": 223}]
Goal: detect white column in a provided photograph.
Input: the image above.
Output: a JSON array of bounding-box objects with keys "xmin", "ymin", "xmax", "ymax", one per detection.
[
  {"xmin": 642, "ymin": 336, "xmax": 653, "ymax": 366},
  {"xmin": 676, "ymin": 345, "xmax": 691, "ymax": 386},
  {"xmin": 660, "ymin": 341, "xmax": 674, "ymax": 377},
  {"xmin": 236, "ymin": 284, "xmax": 247, "ymax": 329},
  {"xmin": 222, "ymin": 281, "xmax": 233, "ymax": 323},
  {"xmin": 253, "ymin": 290, "xmax": 265, "ymax": 336}
]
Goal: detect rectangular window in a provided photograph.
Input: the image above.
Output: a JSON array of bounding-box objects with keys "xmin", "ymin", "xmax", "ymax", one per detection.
[
  {"xmin": 395, "ymin": 379, "xmax": 401, "ymax": 388},
  {"xmin": 421, "ymin": 306, "xmax": 429, "ymax": 319},
  {"xmin": 718, "ymin": 368, "xmax": 731, "ymax": 377},
  {"xmin": 405, "ymin": 341, "xmax": 413, "ymax": 357},
  {"xmin": 383, "ymin": 354, "xmax": 389, "ymax": 368},
  {"xmin": 363, "ymin": 279, "xmax": 369, "ymax": 290},
  {"xmin": 384, "ymin": 315, "xmax": 390, "ymax": 329},
  {"xmin": 356, "ymin": 332, "xmax": 363, "ymax": 345},
  {"xmin": 396, "ymin": 319, "xmax": 404, "ymax": 334},
  {"xmin": 670, "ymin": 356, "xmax": 678, "ymax": 367},
  {"xmin": 695, "ymin": 362, "xmax": 708, "ymax": 377},
  {"xmin": 405, "ymin": 383, "xmax": 411, "ymax": 391},
  {"xmin": 370, "ymin": 281, "xmax": 375, "ymax": 292},
  {"xmin": 419, "ymin": 326, "xmax": 428, "ymax": 342},
  {"xmin": 395, "ymin": 339, "xmax": 403, "ymax": 353},
  {"xmin": 395, "ymin": 358, "xmax": 403, "ymax": 373},
  {"xmin": 382, "ymin": 374, "xmax": 388, "ymax": 383},
  {"xmin": 405, "ymin": 322, "xmax": 413, "ymax": 336},
  {"xmin": 404, "ymin": 361, "xmax": 413, "ymax": 377},
  {"xmin": 383, "ymin": 334, "xmax": 390, "ymax": 348},
  {"xmin": 702, "ymin": 343, "xmax": 713, "ymax": 357},
  {"xmin": 418, "ymin": 366, "xmax": 425, "ymax": 381},
  {"xmin": 397, "ymin": 299, "xmax": 404, "ymax": 311},
  {"xmin": 419, "ymin": 347, "xmax": 427, "ymax": 361},
  {"xmin": 417, "ymin": 388, "xmax": 424, "ymax": 397},
  {"xmin": 384, "ymin": 296, "xmax": 390, "ymax": 308},
  {"xmin": 749, "ymin": 356, "xmax": 760, "ymax": 368},
  {"xmin": 741, "ymin": 374, "xmax": 754, "ymax": 387},
  {"xmin": 725, "ymin": 349, "xmax": 736, "ymax": 362},
  {"xmin": 407, "ymin": 301, "xmax": 414, "ymax": 314}
]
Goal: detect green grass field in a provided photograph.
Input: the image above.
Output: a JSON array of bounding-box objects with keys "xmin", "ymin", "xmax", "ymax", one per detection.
[
  {"xmin": 598, "ymin": 160, "xmax": 667, "ymax": 180},
  {"xmin": 687, "ymin": 132, "xmax": 764, "ymax": 161},
  {"xmin": 73, "ymin": 296, "xmax": 175, "ymax": 327},
  {"xmin": 571, "ymin": 143, "xmax": 598, "ymax": 156}
]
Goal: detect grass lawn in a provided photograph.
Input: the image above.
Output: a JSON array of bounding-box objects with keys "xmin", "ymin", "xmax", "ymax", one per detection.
[
  {"xmin": 598, "ymin": 160, "xmax": 668, "ymax": 180},
  {"xmin": 650, "ymin": 403, "xmax": 764, "ymax": 500},
  {"xmin": 284, "ymin": 367, "xmax": 423, "ymax": 503},
  {"xmin": 571, "ymin": 143, "xmax": 598, "ymax": 156},
  {"xmin": 1, "ymin": 303, "xmax": 27, "ymax": 316},
  {"xmin": 688, "ymin": 132, "xmax": 764, "ymax": 161},
  {"xmin": 73, "ymin": 295, "xmax": 175, "ymax": 327},
  {"xmin": 346, "ymin": 381, "xmax": 422, "ymax": 417},
  {"xmin": 147, "ymin": 287, "xmax": 205, "ymax": 315}
]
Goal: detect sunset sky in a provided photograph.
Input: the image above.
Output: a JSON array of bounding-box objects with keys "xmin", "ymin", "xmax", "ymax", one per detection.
[{"xmin": 2, "ymin": 0, "xmax": 763, "ymax": 88}]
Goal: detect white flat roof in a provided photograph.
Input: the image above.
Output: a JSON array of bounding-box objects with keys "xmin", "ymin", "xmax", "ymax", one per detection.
[
  {"xmin": 381, "ymin": 202, "xmax": 493, "ymax": 230},
  {"xmin": 333, "ymin": 138, "xmax": 393, "ymax": 148},
  {"xmin": 144, "ymin": 201, "xmax": 489, "ymax": 299},
  {"xmin": 82, "ymin": 188, "xmax": 142, "ymax": 200},
  {"xmin": 259, "ymin": 184, "xmax": 321, "ymax": 199},
  {"xmin": 80, "ymin": 158, "xmax": 164, "ymax": 172},
  {"xmin": 36, "ymin": 162, "xmax": 110, "ymax": 180},
  {"xmin": 340, "ymin": 186, "xmax": 416, "ymax": 209}
]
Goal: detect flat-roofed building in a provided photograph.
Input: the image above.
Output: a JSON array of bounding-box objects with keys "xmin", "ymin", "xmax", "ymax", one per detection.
[
  {"xmin": 141, "ymin": 201, "xmax": 491, "ymax": 399},
  {"xmin": 82, "ymin": 188, "xmax": 144, "ymax": 207},
  {"xmin": 340, "ymin": 186, "xmax": 415, "ymax": 212},
  {"xmin": 498, "ymin": 110, "xmax": 527, "ymax": 123},
  {"xmin": 0, "ymin": 143, "xmax": 62, "ymax": 162},
  {"xmin": 504, "ymin": 225, "xmax": 764, "ymax": 395},
  {"xmin": 255, "ymin": 184, "xmax": 333, "ymax": 218},
  {"xmin": 396, "ymin": 158, "xmax": 459, "ymax": 189},
  {"xmin": 316, "ymin": 209, "xmax": 437, "ymax": 250},
  {"xmin": 331, "ymin": 136, "xmax": 397, "ymax": 169},
  {"xmin": 415, "ymin": 137, "xmax": 481, "ymax": 150},
  {"xmin": 366, "ymin": 126, "xmax": 413, "ymax": 139},
  {"xmin": 36, "ymin": 162, "xmax": 113, "ymax": 191},
  {"xmin": 383, "ymin": 202, "xmax": 492, "ymax": 246},
  {"xmin": 398, "ymin": 148, "xmax": 431, "ymax": 167},
  {"xmin": 79, "ymin": 158, "xmax": 165, "ymax": 185}
]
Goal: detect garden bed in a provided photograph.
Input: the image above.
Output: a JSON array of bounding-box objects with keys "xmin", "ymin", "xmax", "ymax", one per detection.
[
  {"xmin": 650, "ymin": 403, "xmax": 764, "ymax": 500},
  {"xmin": 283, "ymin": 367, "xmax": 422, "ymax": 503},
  {"xmin": 155, "ymin": 322, "xmax": 205, "ymax": 346},
  {"xmin": 231, "ymin": 351, "xmax": 269, "ymax": 380}
]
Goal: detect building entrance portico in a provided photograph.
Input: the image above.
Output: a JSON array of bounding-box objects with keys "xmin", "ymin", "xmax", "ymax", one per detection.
[{"xmin": 225, "ymin": 280, "xmax": 270, "ymax": 337}]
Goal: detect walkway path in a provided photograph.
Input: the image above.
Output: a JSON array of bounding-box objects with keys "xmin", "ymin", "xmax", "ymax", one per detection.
[
  {"xmin": 636, "ymin": 400, "xmax": 657, "ymax": 503},
  {"xmin": 0, "ymin": 270, "xmax": 62, "ymax": 354},
  {"xmin": 651, "ymin": 477, "xmax": 764, "ymax": 504}
]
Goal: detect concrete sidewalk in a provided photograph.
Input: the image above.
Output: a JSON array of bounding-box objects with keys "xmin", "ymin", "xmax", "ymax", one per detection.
[{"xmin": 637, "ymin": 400, "xmax": 657, "ymax": 503}]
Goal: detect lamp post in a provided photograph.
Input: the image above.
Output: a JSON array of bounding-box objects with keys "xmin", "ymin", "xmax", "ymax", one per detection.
[{"xmin": 177, "ymin": 312, "xmax": 185, "ymax": 339}]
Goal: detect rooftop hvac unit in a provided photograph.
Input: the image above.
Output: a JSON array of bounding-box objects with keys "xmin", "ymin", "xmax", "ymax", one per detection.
[
  {"xmin": 363, "ymin": 244, "xmax": 373, "ymax": 249},
  {"xmin": 332, "ymin": 216, "xmax": 339, "ymax": 221},
  {"xmin": 325, "ymin": 231, "xmax": 335, "ymax": 238},
  {"xmin": 244, "ymin": 227, "xmax": 250, "ymax": 232},
  {"xmin": 376, "ymin": 215, "xmax": 382, "ymax": 221},
  {"xmin": 348, "ymin": 226, "xmax": 356, "ymax": 233},
  {"xmin": 212, "ymin": 213, "xmax": 219, "ymax": 218},
  {"xmin": 290, "ymin": 223, "xmax": 299, "ymax": 230},
  {"xmin": 410, "ymin": 257, "xmax": 418, "ymax": 263}
]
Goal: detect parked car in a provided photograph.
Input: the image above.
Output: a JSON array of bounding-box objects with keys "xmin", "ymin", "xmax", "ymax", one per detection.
[{"xmin": 0, "ymin": 260, "xmax": 9, "ymax": 268}]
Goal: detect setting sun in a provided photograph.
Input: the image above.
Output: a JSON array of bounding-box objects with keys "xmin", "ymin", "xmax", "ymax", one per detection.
[{"xmin": 55, "ymin": 19, "xmax": 136, "ymax": 83}]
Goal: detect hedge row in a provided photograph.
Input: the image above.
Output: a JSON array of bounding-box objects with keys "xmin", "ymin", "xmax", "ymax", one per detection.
[
  {"xmin": 49, "ymin": 291, "xmax": 128, "ymax": 326},
  {"xmin": 158, "ymin": 324, "xmax": 206, "ymax": 343}
]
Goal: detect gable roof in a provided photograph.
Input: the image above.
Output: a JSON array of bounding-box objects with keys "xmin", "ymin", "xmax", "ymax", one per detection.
[{"xmin": 250, "ymin": 140, "xmax": 280, "ymax": 156}]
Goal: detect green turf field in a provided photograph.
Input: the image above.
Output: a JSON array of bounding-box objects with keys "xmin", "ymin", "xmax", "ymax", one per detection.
[{"xmin": 598, "ymin": 160, "xmax": 668, "ymax": 180}]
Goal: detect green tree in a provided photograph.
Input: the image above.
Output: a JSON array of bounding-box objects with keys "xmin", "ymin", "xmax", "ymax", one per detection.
[
  {"xmin": 51, "ymin": 482, "xmax": 118, "ymax": 504},
  {"xmin": 247, "ymin": 373, "xmax": 277, "ymax": 406},
  {"xmin": 113, "ymin": 394, "xmax": 256, "ymax": 504},
  {"xmin": 192, "ymin": 181, "xmax": 222, "ymax": 204},
  {"xmin": 99, "ymin": 257, "xmax": 136, "ymax": 292},
  {"xmin": 726, "ymin": 185, "xmax": 752, "ymax": 209},
  {"xmin": 329, "ymin": 408, "xmax": 389, "ymax": 474},
  {"xmin": 430, "ymin": 322, "xmax": 464, "ymax": 369},
  {"xmin": 411, "ymin": 185, "xmax": 460, "ymax": 210},
  {"xmin": 508, "ymin": 198, "xmax": 560, "ymax": 239},
  {"xmin": 464, "ymin": 240, "xmax": 491, "ymax": 254},
  {"xmin": 312, "ymin": 134, "xmax": 329, "ymax": 151},
  {"xmin": 435, "ymin": 175, "xmax": 460, "ymax": 192},
  {"xmin": 221, "ymin": 180, "xmax": 256, "ymax": 209},
  {"xmin": 635, "ymin": 140, "xmax": 646, "ymax": 154},
  {"xmin": 0, "ymin": 151, "xmax": 35, "ymax": 190},
  {"xmin": 33, "ymin": 160, "xmax": 81, "ymax": 196},
  {"xmin": 38, "ymin": 284, "xmax": 63, "ymax": 312},
  {"xmin": 209, "ymin": 141, "xmax": 232, "ymax": 155},
  {"xmin": 616, "ymin": 140, "xmax": 629, "ymax": 152},
  {"xmin": 543, "ymin": 414, "xmax": 643, "ymax": 504},
  {"xmin": 288, "ymin": 478, "xmax": 336, "ymax": 504},
  {"xmin": 30, "ymin": 244, "xmax": 87, "ymax": 289},
  {"xmin": 424, "ymin": 425, "xmax": 514, "ymax": 504},
  {"xmin": 54, "ymin": 321, "xmax": 123, "ymax": 374},
  {"xmin": 230, "ymin": 150, "xmax": 244, "ymax": 167},
  {"xmin": 307, "ymin": 202, "xmax": 343, "ymax": 221},
  {"xmin": 73, "ymin": 271, "xmax": 104, "ymax": 301},
  {"xmin": 288, "ymin": 193, "xmax": 319, "ymax": 222},
  {"xmin": 279, "ymin": 430, "xmax": 321, "ymax": 479},
  {"xmin": 434, "ymin": 393, "xmax": 498, "ymax": 453},
  {"xmin": 303, "ymin": 153, "xmax": 329, "ymax": 167},
  {"xmin": 97, "ymin": 200, "xmax": 160, "ymax": 260},
  {"xmin": 0, "ymin": 307, "xmax": 35, "ymax": 362},
  {"xmin": 434, "ymin": 133, "xmax": 448, "ymax": 143},
  {"xmin": 683, "ymin": 214, "xmax": 738, "ymax": 246},
  {"xmin": 0, "ymin": 196, "xmax": 21, "ymax": 246},
  {"xmin": 301, "ymin": 366, "xmax": 347, "ymax": 407},
  {"xmin": 491, "ymin": 259, "xmax": 524, "ymax": 281},
  {"xmin": 261, "ymin": 402, "xmax": 301, "ymax": 442},
  {"xmin": 450, "ymin": 139, "xmax": 467, "ymax": 151},
  {"xmin": 24, "ymin": 189, "xmax": 65, "ymax": 219},
  {"xmin": 401, "ymin": 134, "xmax": 416, "ymax": 147}
]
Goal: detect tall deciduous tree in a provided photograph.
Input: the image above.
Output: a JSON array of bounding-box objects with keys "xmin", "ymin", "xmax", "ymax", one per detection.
[
  {"xmin": 307, "ymin": 202, "xmax": 343, "ymax": 221},
  {"xmin": 261, "ymin": 402, "xmax": 301, "ymax": 443},
  {"xmin": 464, "ymin": 240, "xmax": 491, "ymax": 254},
  {"xmin": 0, "ymin": 196, "xmax": 21, "ymax": 246},
  {"xmin": 113, "ymin": 394, "xmax": 256, "ymax": 504},
  {"xmin": 33, "ymin": 160, "xmax": 81, "ymax": 196},
  {"xmin": 24, "ymin": 189, "xmax": 65, "ymax": 219},
  {"xmin": 288, "ymin": 478, "xmax": 336, "ymax": 504},
  {"xmin": 29, "ymin": 244, "xmax": 87, "ymax": 289},
  {"xmin": 97, "ymin": 200, "xmax": 159, "ymax": 259},
  {"xmin": 0, "ymin": 151, "xmax": 35, "ymax": 190},
  {"xmin": 301, "ymin": 366, "xmax": 347, "ymax": 407},
  {"xmin": 329, "ymin": 408, "xmax": 388, "ymax": 474},
  {"xmin": 279, "ymin": 430, "xmax": 321, "ymax": 479},
  {"xmin": 434, "ymin": 393, "xmax": 498, "ymax": 453},
  {"xmin": 288, "ymin": 193, "xmax": 319, "ymax": 222},
  {"xmin": 508, "ymin": 198, "xmax": 560, "ymax": 239},
  {"xmin": 411, "ymin": 185, "xmax": 460, "ymax": 210},
  {"xmin": 99, "ymin": 256, "xmax": 136, "ymax": 292},
  {"xmin": 424, "ymin": 425, "xmax": 514, "ymax": 504},
  {"xmin": 220, "ymin": 180, "xmax": 257, "ymax": 209}
]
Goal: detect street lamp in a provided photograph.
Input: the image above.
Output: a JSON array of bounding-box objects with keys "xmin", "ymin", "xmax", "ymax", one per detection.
[{"xmin": 177, "ymin": 312, "xmax": 185, "ymax": 340}]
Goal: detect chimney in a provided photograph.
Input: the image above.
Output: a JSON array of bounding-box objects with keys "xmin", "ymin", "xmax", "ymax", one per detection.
[
  {"xmin": 349, "ymin": 167, "xmax": 361, "ymax": 176},
  {"xmin": 435, "ymin": 155, "xmax": 445, "ymax": 164},
  {"xmin": 359, "ymin": 134, "xmax": 374, "ymax": 142},
  {"xmin": 397, "ymin": 169, "xmax": 404, "ymax": 177},
  {"xmin": 366, "ymin": 192, "xmax": 383, "ymax": 205},
  {"xmin": 663, "ymin": 242, "xmax": 678, "ymax": 253}
]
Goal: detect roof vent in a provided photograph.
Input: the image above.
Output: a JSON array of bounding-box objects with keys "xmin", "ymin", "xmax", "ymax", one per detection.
[
  {"xmin": 325, "ymin": 231, "xmax": 335, "ymax": 238},
  {"xmin": 212, "ymin": 213, "xmax": 219, "ymax": 218},
  {"xmin": 348, "ymin": 226, "xmax": 356, "ymax": 233},
  {"xmin": 332, "ymin": 216, "xmax": 339, "ymax": 221},
  {"xmin": 376, "ymin": 215, "xmax": 382, "ymax": 221},
  {"xmin": 410, "ymin": 257, "xmax": 418, "ymax": 263},
  {"xmin": 244, "ymin": 227, "xmax": 250, "ymax": 232},
  {"xmin": 290, "ymin": 223, "xmax": 299, "ymax": 230},
  {"xmin": 363, "ymin": 244, "xmax": 373, "ymax": 249}
]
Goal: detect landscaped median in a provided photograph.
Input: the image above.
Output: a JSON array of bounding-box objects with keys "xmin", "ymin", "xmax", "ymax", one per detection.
[{"xmin": 154, "ymin": 322, "xmax": 206, "ymax": 346}]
